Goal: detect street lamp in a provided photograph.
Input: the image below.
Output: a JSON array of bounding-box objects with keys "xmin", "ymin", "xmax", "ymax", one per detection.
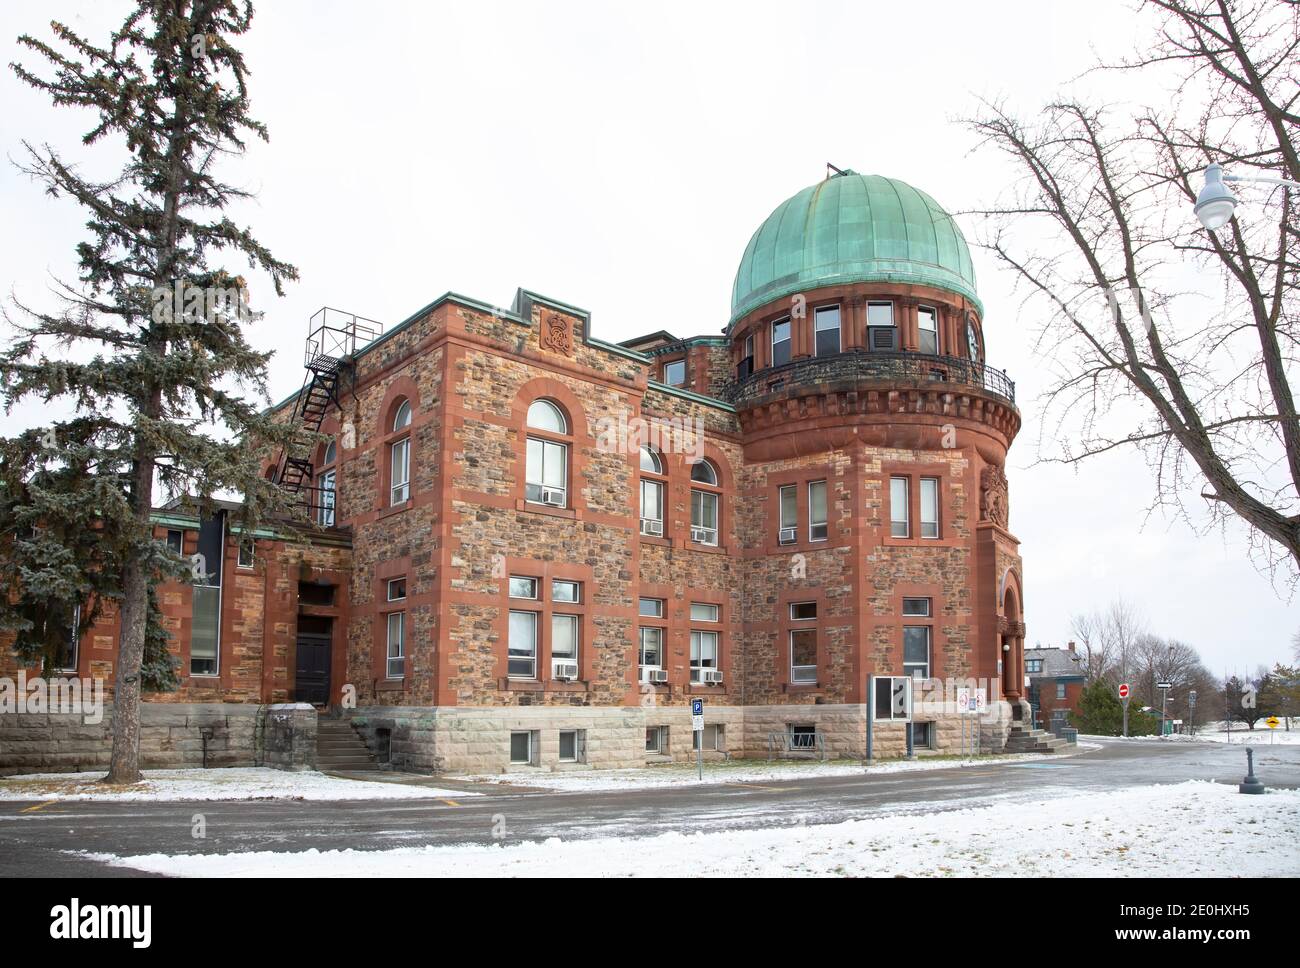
[{"xmin": 1193, "ymin": 162, "xmax": 1300, "ymax": 231}]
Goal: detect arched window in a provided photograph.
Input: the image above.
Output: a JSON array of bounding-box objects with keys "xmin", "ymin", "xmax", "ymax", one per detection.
[
  {"xmin": 690, "ymin": 459, "xmax": 717, "ymax": 486},
  {"xmin": 527, "ymin": 399, "xmax": 566, "ymax": 434},
  {"xmin": 525, "ymin": 398, "xmax": 569, "ymax": 507},
  {"xmin": 689, "ymin": 459, "xmax": 720, "ymax": 545},
  {"xmin": 639, "ymin": 446, "xmax": 665, "ymax": 536},
  {"xmin": 318, "ymin": 439, "xmax": 338, "ymax": 526},
  {"xmin": 389, "ymin": 399, "xmax": 412, "ymax": 506}
]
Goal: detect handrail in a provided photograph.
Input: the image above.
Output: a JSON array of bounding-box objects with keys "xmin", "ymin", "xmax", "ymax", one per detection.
[{"xmin": 727, "ymin": 349, "xmax": 1015, "ymax": 406}]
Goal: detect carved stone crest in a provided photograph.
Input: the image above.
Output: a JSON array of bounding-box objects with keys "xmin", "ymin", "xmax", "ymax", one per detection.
[
  {"xmin": 980, "ymin": 463, "xmax": 1009, "ymax": 528},
  {"xmin": 540, "ymin": 313, "xmax": 573, "ymax": 356}
]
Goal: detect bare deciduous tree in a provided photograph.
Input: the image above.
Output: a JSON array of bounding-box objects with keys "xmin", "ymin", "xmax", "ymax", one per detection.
[{"xmin": 968, "ymin": 0, "xmax": 1299, "ymax": 583}]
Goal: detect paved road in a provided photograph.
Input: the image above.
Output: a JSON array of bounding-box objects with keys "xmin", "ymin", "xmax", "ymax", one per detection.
[{"xmin": 2, "ymin": 738, "xmax": 1297, "ymax": 877}]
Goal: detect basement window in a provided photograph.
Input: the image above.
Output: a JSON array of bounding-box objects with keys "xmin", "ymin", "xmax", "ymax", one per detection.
[{"xmin": 510, "ymin": 730, "xmax": 536, "ymax": 765}]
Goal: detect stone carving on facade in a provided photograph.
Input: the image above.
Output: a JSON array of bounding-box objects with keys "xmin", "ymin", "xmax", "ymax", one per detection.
[
  {"xmin": 980, "ymin": 463, "xmax": 1009, "ymax": 528},
  {"xmin": 540, "ymin": 313, "xmax": 573, "ymax": 356}
]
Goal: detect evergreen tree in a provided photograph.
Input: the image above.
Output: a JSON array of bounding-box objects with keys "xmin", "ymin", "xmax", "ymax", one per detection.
[
  {"xmin": 1071, "ymin": 680, "xmax": 1158, "ymax": 736},
  {"xmin": 1, "ymin": 1, "xmax": 302, "ymax": 783}
]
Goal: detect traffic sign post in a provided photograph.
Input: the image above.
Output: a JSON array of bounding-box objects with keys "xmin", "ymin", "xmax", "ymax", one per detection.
[
  {"xmin": 1118, "ymin": 682, "xmax": 1130, "ymax": 736},
  {"xmin": 692, "ymin": 698, "xmax": 704, "ymax": 780},
  {"xmin": 1157, "ymin": 681, "xmax": 1173, "ymax": 738}
]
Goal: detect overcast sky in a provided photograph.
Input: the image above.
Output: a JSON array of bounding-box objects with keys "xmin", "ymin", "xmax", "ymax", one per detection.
[{"xmin": 1, "ymin": 1, "xmax": 1295, "ymax": 673}]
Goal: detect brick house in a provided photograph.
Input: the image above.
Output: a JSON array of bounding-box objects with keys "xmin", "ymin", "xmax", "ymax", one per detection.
[
  {"xmin": 2, "ymin": 169, "xmax": 1032, "ymax": 775},
  {"xmin": 1025, "ymin": 644, "xmax": 1087, "ymax": 732}
]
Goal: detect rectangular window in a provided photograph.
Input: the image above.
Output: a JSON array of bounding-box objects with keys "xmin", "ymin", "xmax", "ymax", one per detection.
[
  {"xmin": 237, "ymin": 539, "xmax": 255, "ymax": 568},
  {"xmin": 663, "ymin": 359, "xmax": 686, "ymax": 386},
  {"xmin": 789, "ymin": 724, "xmax": 817, "ymax": 750},
  {"xmin": 638, "ymin": 597, "xmax": 664, "ymax": 618},
  {"xmin": 1056, "ymin": 682, "xmax": 1067, "ymax": 700},
  {"xmin": 790, "ymin": 601, "xmax": 817, "ymax": 621},
  {"xmin": 55, "ymin": 604, "xmax": 80, "ymax": 674},
  {"xmin": 739, "ymin": 333, "xmax": 755, "ymax": 379},
  {"xmin": 691, "ymin": 489, "xmax": 719, "ymax": 545},
  {"xmin": 890, "ymin": 476, "xmax": 910, "ymax": 538},
  {"xmin": 645, "ymin": 726, "xmax": 666, "ymax": 753},
  {"xmin": 778, "ymin": 484, "xmax": 797, "ymax": 543},
  {"xmin": 390, "ymin": 437, "xmax": 411, "ymax": 505},
  {"xmin": 559, "ymin": 729, "xmax": 585, "ymax": 763},
  {"xmin": 910, "ymin": 722, "xmax": 933, "ymax": 750},
  {"xmin": 868, "ymin": 301, "xmax": 895, "ymax": 350},
  {"xmin": 508, "ymin": 610, "xmax": 537, "ymax": 679},
  {"xmin": 318, "ymin": 469, "xmax": 336, "ymax": 527},
  {"xmin": 551, "ymin": 613, "xmax": 579, "ymax": 673},
  {"xmin": 1026, "ymin": 659, "xmax": 1043, "ymax": 673},
  {"xmin": 166, "ymin": 529, "xmax": 183, "ymax": 554},
  {"xmin": 920, "ymin": 477, "xmax": 939, "ymax": 539},
  {"xmin": 640, "ymin": 478, "xmax": 664, "ymax": 534},
  {"xmin": 692, "ymin": 723, "xmax": 724, "ymax": 751},
  {"xmin": 509, "ymin": 731, "xmax": 533, "ymax": 765},
  {"xmin": 903, "ymin": 625, "xmax": 931, "ymax": 680},
  {"xmin": 808, "ymin": 480, "xmax": 828, "ymax": 541},
  {"xmin": 638, "ymin": 626, "xmax": 663, "ymax": 677},
  {"xmin": 552, "ymin": 579, "xmax": 580, "ymax": 603},
  {"xmin": 917, "ymin": 306, "xmax": 938, "ymax": 354},
  {"xmin": 902, "ymin": 597, "xmax": 931, "ymax": 617},
  {"xmin": 790, "ymin": 629, "xmax": 817, "ymax": 683},
  {"xmin": 874, "ymin": 675, "xmax": 913, "ymax": 721},
  {"xmin": 814, "ymin": 305, "xmax": 841, "ymax": 356},
  {"xmin": 387, "ymin": 577, "xmax": 407, "ymax": 602},
  {"xmin": 689, "ymin": 602, "xmax": 719, "ymax": 622},
  {"xmin": 509, "ymin": 576, "xmax": 538, "ymax": 599},
  {"xmin": 190, "ymin": 584, "xmax": 220, "ymax": 677},
  {"xmin": 771, "ymin": 316, "xmax": 792, "ymax": 367},
  {"xmin": 525, "ymin": 437, "xmax": 568, "ymax": 506},
  {"xmin": 690, "ymin": 630, "xmax": 719, "ymax": 683},
  {"xmin": 386, "ymin": 611, "xmax": 406, "ymax": 678}
]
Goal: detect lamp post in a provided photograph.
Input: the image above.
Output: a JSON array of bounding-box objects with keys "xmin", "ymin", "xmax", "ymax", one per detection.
[{"xmin": 1193, "ymin": 162, "xmax": 1300, "ymax": 231}]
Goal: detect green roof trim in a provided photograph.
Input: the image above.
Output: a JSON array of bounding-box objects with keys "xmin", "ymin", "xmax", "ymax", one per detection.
[
  {"xmin": 730, "ymin": 171, "xmax": 982, "ymax": 327},
  {"xmin": 645, "ymin": 380, "xmax": 735, "ymax": 413}
]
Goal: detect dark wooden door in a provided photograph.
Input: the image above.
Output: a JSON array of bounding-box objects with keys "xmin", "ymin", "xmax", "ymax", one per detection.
[{"xmin": 295, "ymin": 616, "xmax": 333, "ymax": 705}]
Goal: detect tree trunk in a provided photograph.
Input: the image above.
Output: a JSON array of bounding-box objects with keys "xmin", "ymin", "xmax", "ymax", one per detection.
[{"xmin": 104, "ymin": 421, "xmax": 157, "ymax": 785}]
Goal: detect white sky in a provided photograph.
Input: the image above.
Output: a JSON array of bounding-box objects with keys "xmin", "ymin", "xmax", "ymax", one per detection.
[{"xmin": 1, "ymin": 0, "xmax": 1295, "ymax": 673}]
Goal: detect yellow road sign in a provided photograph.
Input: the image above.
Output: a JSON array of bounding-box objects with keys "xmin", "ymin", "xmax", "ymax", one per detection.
[{"xmin": 1265, "ymin": 716, "xmax": 1280, "ymax": 729}]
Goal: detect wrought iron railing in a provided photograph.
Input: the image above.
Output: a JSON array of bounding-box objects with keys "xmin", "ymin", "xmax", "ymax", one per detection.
[
  {"xmin": 726, "ymin": 349, "xmax": 1016, "ymax": 407},
  {"xmin": 304, "ymin": 307, "xmax": 382, "ymax": 369}
]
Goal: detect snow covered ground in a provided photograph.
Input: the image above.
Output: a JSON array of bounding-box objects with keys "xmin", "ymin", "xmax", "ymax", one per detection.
[
  {"xmin": 0, "ymin": 767, "xmax": 477, "ymax": 802},
  {"xmin": 84, "ymin": 780, "xmax": 1300, "ymax": 877},
  {"xmin": 1084, "ymin": 726, "xmax": 1300, "ymax": 746},
  {"xmin": 457, "ymin": 747, "xmax": 1097, "ymax": 792}
]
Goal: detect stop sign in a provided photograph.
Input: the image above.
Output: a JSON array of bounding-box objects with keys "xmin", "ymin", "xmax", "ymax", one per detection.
[{"xmin": 1118, "ymin": 682, "xmax": 1130, "ymax": 700}]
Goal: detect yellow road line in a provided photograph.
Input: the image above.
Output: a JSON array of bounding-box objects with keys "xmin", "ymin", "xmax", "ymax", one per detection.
[
  {"xmin": 20, "ymin": 800, "xmax": 59, "ymax": 813},
  {"xmin": 438, "ymin": 798, "xmax": 461, "ymax": 807},
  {"xmin": 725, "ymin": 782, "xmax": 785, "ymax": 792}
]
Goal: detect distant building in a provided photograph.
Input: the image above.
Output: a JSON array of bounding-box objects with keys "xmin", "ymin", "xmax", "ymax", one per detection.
[{"xmin": 1025, "ymin": 644, "xmax": 1086, "ymax": 733}]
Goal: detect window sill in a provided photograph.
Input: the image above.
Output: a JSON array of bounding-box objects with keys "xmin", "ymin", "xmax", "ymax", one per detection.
[
  {"xmin": 686, "ymin": 542, "xmax": 728, "ymax": 556},
  {"xmin": 782, "ymin": 681, "xmax": 822, "ymax": 693},
  {"xmin": 686, "ymin": 682, "xmax": 727, "ymax": 695},
  {"xmin": 644, "ymin": 753, "xmax": 673, "ymax": 764},
  {"xmin": 638, "ymin": 532, "xmax": 673, "ymax": 548},
  {"xmin": 379, "ymin": 500, "xmax": 412, "ymax": 520},
  {"xmin": 515, "ymin": 499, "xmax": 578, "ymax": 521},
  {"xmin": 376, "ymin": 679, "xmax": 405, "ymax": 694}
]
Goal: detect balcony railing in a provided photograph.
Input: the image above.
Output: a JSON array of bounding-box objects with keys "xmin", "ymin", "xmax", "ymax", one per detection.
[
  {"xmin": 304, "ymin": 307, "xmax": 383, "ymax": 370},
  {"xmin": 726, "ymin": 349, "xmax": 1015, "ymax": 407}
]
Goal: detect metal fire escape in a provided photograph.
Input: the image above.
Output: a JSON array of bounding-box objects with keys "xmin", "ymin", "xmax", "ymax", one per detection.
[{"xmin": 272, "ymin": 308, "xmax": 382, "ymax": 517}]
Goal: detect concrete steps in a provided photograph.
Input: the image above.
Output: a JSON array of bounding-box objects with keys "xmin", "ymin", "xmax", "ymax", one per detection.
[
  {"xmin": 316, "ymin": 718, "xmax": 380, "ymax": 771},
  {"xmin": 1004, "ymin": 723, "xmax": 1071, "ymax": 755}
]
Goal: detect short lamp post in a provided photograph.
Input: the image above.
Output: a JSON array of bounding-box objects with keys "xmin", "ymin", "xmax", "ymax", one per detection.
[{"xmin": 1193, "ymin": 162, "xmax": 1300, "ymax": 231}]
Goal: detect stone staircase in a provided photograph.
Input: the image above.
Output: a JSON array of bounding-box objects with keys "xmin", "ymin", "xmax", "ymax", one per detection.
[
  {"xmin": 1004, "ymin": 722, "xmax": 1071, "ymax": 755},
  {"xmin": 316, "ymin": 717, "xmax": 380, "ymax": 771}
]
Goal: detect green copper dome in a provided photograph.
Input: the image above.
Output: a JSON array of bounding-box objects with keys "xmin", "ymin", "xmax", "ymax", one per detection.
[{"xmin": 730, "ymin": 171, "xmax": 980, "ymax": 325}]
